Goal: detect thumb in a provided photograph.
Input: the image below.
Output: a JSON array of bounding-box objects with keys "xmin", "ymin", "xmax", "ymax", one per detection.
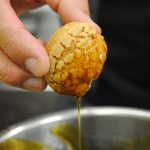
[
  {"xmin": 0, "ymin": 1, "xmax": 49, "ymax": 77},
  {"xmin": 45, "ymin": 0, "xmax": 101, "ymax": 34}
]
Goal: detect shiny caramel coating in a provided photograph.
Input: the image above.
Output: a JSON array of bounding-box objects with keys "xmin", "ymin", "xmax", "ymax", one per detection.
[{"xmin": 45, "ymin": 22, "xmax": 107, "ymax": 97}]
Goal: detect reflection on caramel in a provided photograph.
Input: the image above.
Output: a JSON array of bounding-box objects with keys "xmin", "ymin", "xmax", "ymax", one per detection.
[{"xmin": 45, "ymin": 22, "xmax": 107, "ymax": 97}]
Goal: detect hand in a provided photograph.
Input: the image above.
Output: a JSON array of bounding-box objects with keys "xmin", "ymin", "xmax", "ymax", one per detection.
[{"xmin": 0, "ymin": 0, "xmax": 101, "ymax": 91}]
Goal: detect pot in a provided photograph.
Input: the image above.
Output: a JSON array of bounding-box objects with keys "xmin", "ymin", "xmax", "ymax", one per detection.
[{"xmin": 1, "ymin": 107, "xmax": 150, "ymax": 149}]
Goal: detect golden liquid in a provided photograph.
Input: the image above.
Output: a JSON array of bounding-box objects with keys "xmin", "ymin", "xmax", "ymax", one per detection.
[
  {"xmin": 76, "ymin": 97, "xmax": 82, "ymax": 150},
  {"xmin": 2, "ymin": 136, "xmax": 150, "ymax": 150},
  {"xmin": 2, "ymin": 129, "xmax": 150, "ymax": 150}
]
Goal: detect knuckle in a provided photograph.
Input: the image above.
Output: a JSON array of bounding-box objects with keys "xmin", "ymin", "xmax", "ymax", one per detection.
[
  {"xmin": 0, "ymin": 18, "xmax": 23, "ymax": 51},
  {"xmin": 0, "ymin": 67, "xmax": 27, "ymax": 86},
  {"xmin": 7, "ymin": 71, "xmax": 25, "ymax": 86},
  {"xmin": 0, "ymin": 24, "xmax": 16, "ymax": 53},
  {"xmin": 0, "ymin": 70, "xmax": 9, "ymax": 83},
  {"xmin": 3, "ymin": 34, "xmax": 16, "ymax": 53}
]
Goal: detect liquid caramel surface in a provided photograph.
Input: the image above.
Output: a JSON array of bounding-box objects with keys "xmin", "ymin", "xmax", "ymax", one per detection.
[{"xmin": 1, "ymin": 132, "xmax": 150, "ymax": 150}]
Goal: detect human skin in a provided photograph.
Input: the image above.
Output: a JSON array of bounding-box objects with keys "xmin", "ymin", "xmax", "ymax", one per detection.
[{"xmin": 0, "ymin": 0, "xmax": 101, "ymax": 91}]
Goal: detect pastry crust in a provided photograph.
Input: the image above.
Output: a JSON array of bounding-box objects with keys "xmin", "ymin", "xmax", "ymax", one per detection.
[{"xmin": 45, "ymin": 22, "xmax": 107, "ymax": 97}]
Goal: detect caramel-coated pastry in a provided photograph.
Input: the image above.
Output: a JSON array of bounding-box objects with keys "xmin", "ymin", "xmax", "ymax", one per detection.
[{"xmin": 45, "ymin": 22, "xmax": 107, "ymax": 97}]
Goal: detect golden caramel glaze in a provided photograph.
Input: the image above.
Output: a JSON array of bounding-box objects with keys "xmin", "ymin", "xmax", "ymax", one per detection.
[{"xmin": 45, "ymin": 22, "xmax": 107, "ymax": 97}]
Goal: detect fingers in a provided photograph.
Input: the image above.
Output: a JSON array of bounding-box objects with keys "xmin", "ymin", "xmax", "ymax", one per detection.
[
  {"xmin": 0, "ymin": 49, "xmax": 47, "ymax": 91},
  {"xmin": 10, "ymin": 0, "xmax": 44, "ymax": 16},
  {"xmin": 45, "ymin": 0, "xmax": 101, "ymax": 33},
  {"xmin": 0, "ymin": 1, "xmax": 49, "ymax": 77}
]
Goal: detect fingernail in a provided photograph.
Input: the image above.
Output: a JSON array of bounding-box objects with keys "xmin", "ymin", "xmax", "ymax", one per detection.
[
  {"xmin": 23, "ymin": 77, "xmax": 46, "ymax": 92},
  {"xmin": 25, "ymin": 58, "xmax": 41, "ymax": 76},
  {"xmin": 93, "ymin": 22, "xmax": 102, "ymax": 34},
  {"xmin": 87, "ymin": 18, "xmax": 102, "ymax": 34}
]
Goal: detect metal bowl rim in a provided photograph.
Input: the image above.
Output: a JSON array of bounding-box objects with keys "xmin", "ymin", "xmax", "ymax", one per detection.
[{"xmin": 1, "ymin": 106, "xmax": 150, "ymax": 142}]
